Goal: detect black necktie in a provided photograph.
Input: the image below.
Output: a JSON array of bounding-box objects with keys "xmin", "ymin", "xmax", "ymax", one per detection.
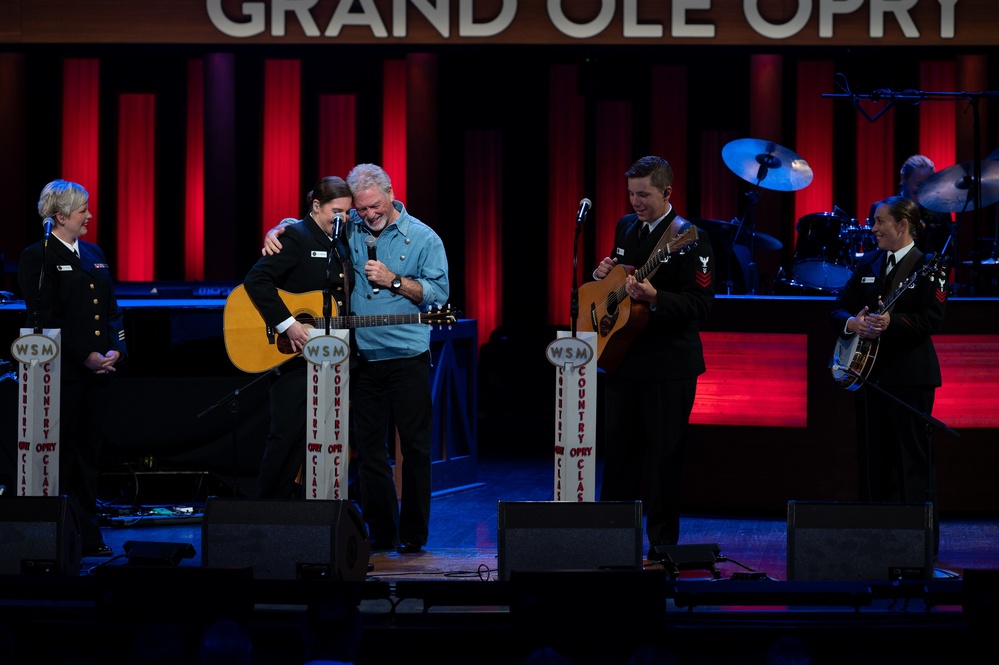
[
  {"xmin": 884, "ymin": 253, "xmax": 895, "ymax": 278},
  {"xmin": 639, "ymin": 224, "xmax": 650, "ymax": 244}
]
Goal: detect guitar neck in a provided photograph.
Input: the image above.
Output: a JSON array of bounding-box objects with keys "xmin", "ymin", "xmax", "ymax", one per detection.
[
  {"xmin": 878, "ymin": 259, "xmax": 938, "ymax": 314},
  {"xmin": 323, "ymin": 313, "xmax": 424, "ymax": 329}
]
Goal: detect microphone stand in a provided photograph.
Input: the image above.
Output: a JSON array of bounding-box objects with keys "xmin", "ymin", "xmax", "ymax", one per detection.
[
  {"xmin": 834, "ymin": 363, "xmax": 959, "ymax": 553},
  {"xmin": 32, "ymin": 233, "xmax": 52, "ymax": 334},
  {"xmin": 570, "ymin": 218, "xmax": 584, "ymax": 336},
  {"xmin": 197, "ymin": 356, "xmax": 300, "ymax": 497}
]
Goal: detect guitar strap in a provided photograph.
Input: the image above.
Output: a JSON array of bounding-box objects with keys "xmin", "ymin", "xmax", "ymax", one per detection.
[{"xmin": 647, "ymin": 209, "xmax": 682, "ymax": 257}]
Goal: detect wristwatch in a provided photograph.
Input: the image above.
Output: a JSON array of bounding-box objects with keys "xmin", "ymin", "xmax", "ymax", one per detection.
[{"xmin": 391, "ymin": 275, "xmax": 402, "ymax": 291}]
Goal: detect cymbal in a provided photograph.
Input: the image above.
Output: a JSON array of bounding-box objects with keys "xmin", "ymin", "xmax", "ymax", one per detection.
[
  {"xmin": 690, "ymin": 218, "xmax": 783, "ymax": 251},
  {"xmin": 919, "ymin": 159, "xmax": 999, "ymax": 213},
  {"xmin": 721, "ymin": 138, "xmax": 814, "ymax": 192}
]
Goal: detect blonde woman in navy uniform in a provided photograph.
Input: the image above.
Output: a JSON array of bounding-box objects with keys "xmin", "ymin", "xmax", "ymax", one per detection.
[{"xmin": 18, "ymin": 179, "xmax": 126, "ymax": 557}]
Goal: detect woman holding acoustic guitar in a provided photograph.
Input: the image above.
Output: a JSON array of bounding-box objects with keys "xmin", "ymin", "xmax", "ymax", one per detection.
[
  {"xmin": 829, "ymin": 195, "xmax": 949, "ymax": 556},
  {"xmin": 242, "ymin": 176, "xmax": 354, "ymax": 499}
]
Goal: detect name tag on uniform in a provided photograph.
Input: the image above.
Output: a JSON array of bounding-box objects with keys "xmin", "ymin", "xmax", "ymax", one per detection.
[
  {"xmin": 56, "ymin": 265, "xmax": 73, "ymax": 271},
  {"xmin": 861, "ymin": 276, "xmax": 875, "ymax": 284},
  {"xmin": 311, "ymin": 251, "xmax": 328, "ymax": 258},
  {"xmin": 615, "ymin": 247, "xmax": 625, "ymax": 257},
  {"xmin": 93, "ymin": 263, "xmax": 108, "ymax": 269}
]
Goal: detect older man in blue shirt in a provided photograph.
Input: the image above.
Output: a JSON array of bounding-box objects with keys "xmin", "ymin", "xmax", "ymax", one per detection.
[{"xmin": 345, "ymin": 163, "xmax": 450, "ymax": 553}]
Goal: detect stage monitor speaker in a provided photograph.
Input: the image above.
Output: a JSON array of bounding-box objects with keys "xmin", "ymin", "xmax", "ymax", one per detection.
[
  {"xmin": 787, "ymin": 500, "xmax": 933, "ymax": 581},
  {"xmin": 202, "ymin": 498, "xmax": 370, "ymax": 581},
  {"xmin": 497, "ymin": 501, "xmax": 642, "ymax": 581},
  {"xmin": 0, "ymin": 496, "xmax": 82, "ymax": 576}
]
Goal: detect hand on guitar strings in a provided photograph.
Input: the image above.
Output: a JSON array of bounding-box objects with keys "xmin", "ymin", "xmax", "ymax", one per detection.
[
  {"xmin": 284, "ymin": 320, "xmax": 312, "ymax": 352},
  {"xmin": 626, "ymin": 273, "xmax": 655, "ymax": 303}
]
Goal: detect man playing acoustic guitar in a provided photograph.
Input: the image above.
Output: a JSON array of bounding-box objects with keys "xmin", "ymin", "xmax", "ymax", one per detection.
[
  {"xmin": 586, "ymin": 155, "xmax": 715, "ymax": 557},
  {"xmin": 243, "ymin": 176, "xmax": 354, "ymax": 499}
]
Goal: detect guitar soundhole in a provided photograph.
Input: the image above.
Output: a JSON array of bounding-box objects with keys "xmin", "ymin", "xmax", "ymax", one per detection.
[
  {"xmin": 275, "ymin": 313, "xmax": 318, "ymax": 355},
  {"xmin": 599, "ymin": 295, "xmax": 619, "ymax": 337}
]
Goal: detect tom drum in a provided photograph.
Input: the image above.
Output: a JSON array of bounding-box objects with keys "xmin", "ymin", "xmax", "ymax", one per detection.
[{"xmin": 791, "ymin": 212, "xmax": 853, "ymax": 291}]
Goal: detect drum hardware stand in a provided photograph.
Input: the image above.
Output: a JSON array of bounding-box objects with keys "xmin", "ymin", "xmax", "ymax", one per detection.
[
  {"xmin": 732, "ymin": 189, "xmax": 762, "ymax": 294},
  {"xmin": 721, "ymin": 138, "xmax": 809, "ymax": 295}
]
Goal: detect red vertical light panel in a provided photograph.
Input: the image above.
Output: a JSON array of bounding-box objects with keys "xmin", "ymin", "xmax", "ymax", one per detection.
[
  {"xmin": 185, "ymin": 59, "xmax": 205, "ymax": 281},
  {"xmin": 116, "ymin": 93, "xmax": 156, "ymax": 281},
  {"xmin": 318, "ymin": 94, "xmax": 357, "ymax": 181},
  {"xmin": 692, "ymin": 332, "xmax": 808, "ymax": 427},
  {"xmin": 547, "ymin": 64, "xmax": 584, "ymax": 327},
  {"xmin": 464, "ymin": 130, "xmax": 503, "ymax": 348},
  {"xmin": 854, "ymin": 101, "xmax": 894, "ymax": 223},
  {"xmin": 382, "ymin": 60, "xmax": 407, "ymax": 204},
  {"xmin": 594, "ymin": 101, "xmax": 632, "ymax": 261},
  {"xmin": 261, "ymin": 59, "xmax": 301, "ymax": 239},
  {"xmin": 650, "ymin": 65, "xmax": 688, "ymax": 215},
  {"xmin": 794, "ymin": 60, "xmax": 835, "ymax": 242},
  {"xmin": 919, "ymin": 61, "xmax": 957, "ymax": 174},
  {"xmin": 61, "ymin": 58, "xmax": 101, "ymax": 242},
  {"xmin": 934, "ymin": 334, "xmax": 999, "ymax": 428}
]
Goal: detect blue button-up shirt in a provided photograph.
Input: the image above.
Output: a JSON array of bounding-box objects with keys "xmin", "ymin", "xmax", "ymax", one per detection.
[{"xmin": 347, "ymin": 201, "xmax": 450, "ymax": 361}]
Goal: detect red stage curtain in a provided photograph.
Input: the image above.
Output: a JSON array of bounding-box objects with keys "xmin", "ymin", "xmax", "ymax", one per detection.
[
  {"xmin": 62, "ymin": 59, "xmax": 101, "ymax": 243},
  {"xmin": 650, "ymin": 65, "xmax": 688, "ymax": 215},
  {"xmin": 318, "ymin": 94, "xmax": 357, "ymax": 181},
  {"xmin": 382, "ymin": 60, "xmax": 407, "ymax": 204},
  {"xmin": 547, "ymin": 64, "xmax": 584, "ymax": 327},
  {"xmin": 794, "ymin": 60, "xmax": 835, "ymax": 242},
  {"xmin": 116, "ymin": 93, "xmax": 156, "ymax": 281},
  {"xmin": 854, "ymin": 101, "xmax": 894, "ymax": 224},
  {"xmin": 261, "ymin": 60, "xmax": 301, "ymax": 238},
  {"xmin": 0, "ymin": 53, "xmax": 27, "ymax": 257},
  {"xmin": 594, "ymin": 100, "xmax": 632, "ymax": 260},
  {"xmin": 184, "ymin": 59, "xmax": 205, "ymax": 281},
  {"xmin": 700, "ymin": 130, "xmax": 738, "ymax": 222},
  {"xmin": 464, "ymin": 130, "xmax": 502, "ymax": 348}
]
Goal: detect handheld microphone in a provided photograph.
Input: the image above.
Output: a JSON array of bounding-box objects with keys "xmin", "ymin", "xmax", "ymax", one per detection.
[
  {"xmin": 576, "ymin": 198, "xmax": 592, "ymax": 225},
  {"xmin": 43, "ymin": 217, "xmax": 54, "ymax": 242},
  {"xmin": 332, "ymin": 213, "xmax": 344, "ymax": 239},
  {"xmin": 364, "ymin": 235, "xmax": 379, "ymax": 293}
]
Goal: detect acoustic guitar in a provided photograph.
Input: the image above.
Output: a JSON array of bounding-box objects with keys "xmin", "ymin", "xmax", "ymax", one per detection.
[
  {"xmin": 830, "ymin": 253, "xmax": 947, "ymax": 390},
  {"xmin": 575, "ymin": 222, "xmax": 699, "ymax": 372},
  {"xmin": 223, "ymin": 285, "xmax": 457, "ymax": 373}
]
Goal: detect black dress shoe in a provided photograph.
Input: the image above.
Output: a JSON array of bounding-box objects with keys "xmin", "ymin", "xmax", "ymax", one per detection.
[
  {"xmin": 84, "ymin": 544, "xmax": 113, "ymax": 557},
  {"xmin": 396, "ymin": 542, "xmax": 422, "ymax": 554}
]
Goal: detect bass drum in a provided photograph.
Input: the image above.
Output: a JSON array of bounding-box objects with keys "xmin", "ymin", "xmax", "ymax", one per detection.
[{"xmin": 790, "ymin": 212, "xmax": 853, "ymax": 291}]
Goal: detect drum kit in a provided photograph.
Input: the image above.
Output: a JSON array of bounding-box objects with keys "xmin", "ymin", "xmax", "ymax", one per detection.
[
  {"xmin": 710, "ymin": 138, "xmax": 827, "ymax": 294},
  {"xmin": 708, "ymin": 138, "xmax": 999, "ymax": 295}
]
